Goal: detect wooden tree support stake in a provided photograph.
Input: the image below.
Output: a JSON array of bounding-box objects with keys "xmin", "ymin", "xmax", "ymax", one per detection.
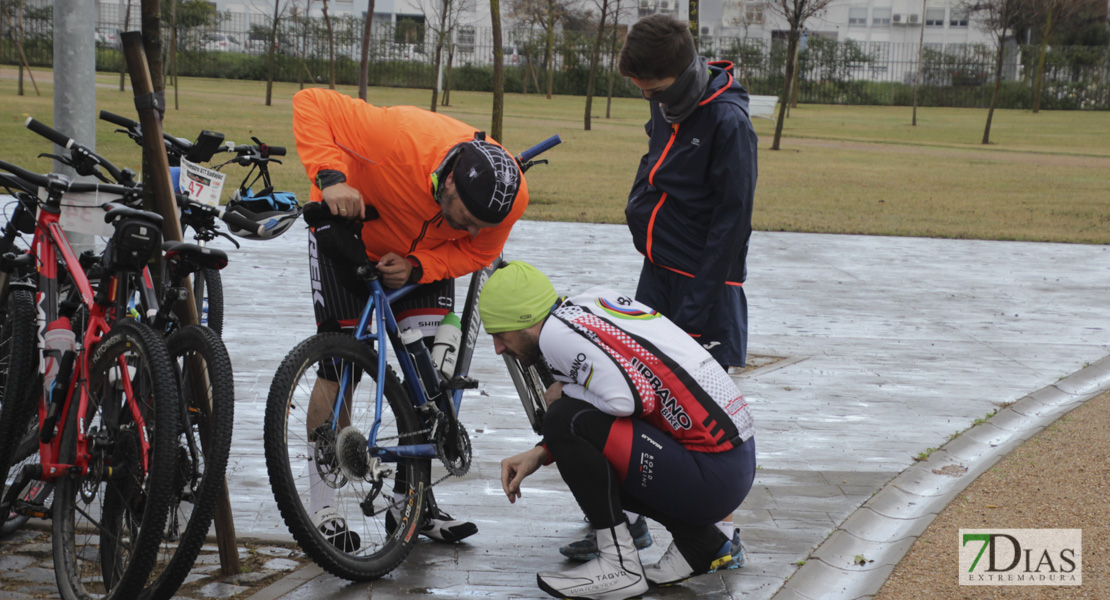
[{"xmin": 120, "ymin": 30, "xmax": 242, "ymax": 577}]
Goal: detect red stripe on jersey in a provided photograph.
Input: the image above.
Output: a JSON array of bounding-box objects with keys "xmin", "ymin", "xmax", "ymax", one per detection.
[
  {"xmin": 570, "ymin": 312, "xmax": 726, "ymax": 452},
  {"xmin": 602, "ymin": 418, "xmax": 635, "ymax": 483}
]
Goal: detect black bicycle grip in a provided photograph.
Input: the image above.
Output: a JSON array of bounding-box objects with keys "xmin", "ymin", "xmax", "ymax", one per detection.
[
  {"xmin": 25, "ymin": 117, "xmax": 74, "ymax": 149},
  {"xmin": 219, "ymin": 207, "xmax": 265, "ymax": 237},
  {"xmin": 99, "ymin": 110, "xmax": 139, "ymax": 130},
  {"xmin": 265, "ymin": 146, "xmax": 287, "ymax": 157}
]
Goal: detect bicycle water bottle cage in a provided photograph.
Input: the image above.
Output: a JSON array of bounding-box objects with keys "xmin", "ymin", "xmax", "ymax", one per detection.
[{"xmin": 103, "ymin": 207, "xmax": 164, "ymax": 272}]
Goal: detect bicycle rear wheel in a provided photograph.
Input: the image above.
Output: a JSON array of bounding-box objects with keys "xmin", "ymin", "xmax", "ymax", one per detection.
[
  {"xmin": 0, "ymin": 287, "xmax": 39, "ymax": 533},
  {"xmin": 504, "ymin": 356, "xmax": 555, "ymax": 436},
  {"xmin": 264, "ymin": 333, "xmax": 429, "ymax": 581},
  {"xmin": 141, "ymin": 324, "xmax": 234, "ymax": 600},
  {"xmin": 53, "ymin": 319, "xmax": 180, "ymax": 600}
]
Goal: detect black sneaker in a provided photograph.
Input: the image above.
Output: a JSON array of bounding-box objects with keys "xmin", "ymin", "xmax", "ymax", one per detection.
[{"xmin": 559, "ymin": 515, "xmax": 653, "ymax": 560}]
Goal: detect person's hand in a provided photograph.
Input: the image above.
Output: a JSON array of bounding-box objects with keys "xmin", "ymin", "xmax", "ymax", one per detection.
[
  {"xmin": 543, "ymin": 382, "xmax": 565, "ymax": 406},
  {"xmin": 377, "ymin": 252, "xmax": 413, "ymax": 288},
  {"xmin": 500, "ymin": 446, "xmax": 548, "ymax": 503},
  {"xmin": 321, "ymin": 182, "xmax": 366, "ymax": 220}
]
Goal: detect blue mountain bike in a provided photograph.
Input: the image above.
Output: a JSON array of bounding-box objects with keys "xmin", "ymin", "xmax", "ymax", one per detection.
[{"xmin": 262, "ymin": 136, "xmax": 560, "ymax": 580}]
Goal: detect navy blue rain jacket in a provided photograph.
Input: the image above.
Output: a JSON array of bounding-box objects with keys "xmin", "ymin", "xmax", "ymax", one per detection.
[{"xmin": 625, "ymin": 61, "xmax": 758, "ymax": 336}]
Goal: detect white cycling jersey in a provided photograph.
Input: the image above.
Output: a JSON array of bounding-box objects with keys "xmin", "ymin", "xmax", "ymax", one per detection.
[{"xmin": 539, "ymin": 288, "xmax": 754, "ymax": 452}]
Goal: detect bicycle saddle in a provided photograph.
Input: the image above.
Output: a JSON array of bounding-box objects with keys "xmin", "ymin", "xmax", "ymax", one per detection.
[{"xmin": 162, "ymin": 241, "xmax": 229, "ymax": 271}]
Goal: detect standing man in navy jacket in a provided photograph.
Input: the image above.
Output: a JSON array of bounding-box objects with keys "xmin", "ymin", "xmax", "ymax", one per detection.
[{"xmin": 621, "ymin": 14, "xmax": 758, "ymax": 373}]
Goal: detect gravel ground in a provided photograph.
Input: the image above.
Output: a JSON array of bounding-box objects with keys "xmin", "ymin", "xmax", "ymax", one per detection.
[{"xmin": 875, "ymin": 390, "xmax": 1110, "ymax": 599}]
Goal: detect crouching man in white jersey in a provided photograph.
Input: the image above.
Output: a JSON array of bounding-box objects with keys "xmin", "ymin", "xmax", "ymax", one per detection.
[{"xmin": 477, "ymin": 262, "xmax": 757, "ymax": 600}]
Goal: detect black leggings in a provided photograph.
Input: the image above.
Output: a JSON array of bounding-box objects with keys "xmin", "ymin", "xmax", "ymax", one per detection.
[{"xmin": 543, "ymin": 397, "xmax": 756, "ymax": 568}]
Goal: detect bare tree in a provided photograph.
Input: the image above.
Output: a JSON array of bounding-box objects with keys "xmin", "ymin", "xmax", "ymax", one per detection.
[
  {"xmin": 359, "ymin": 0, "xmax": 376, "ymax": 100},
  {"xmin": 963, "ymin": 0, "xmax": 1023, "ymax": 144},
  {"xmin": 509, "ymin": 0, "xmax": 571, "ymax": 99},
  {"xmin": 419, "ymin": 0, "xmax": 470, "ymax": 111},
  {"xmin": 491, "ymin": 0, "xmax": 506, "ymax": 141},
  {"xmin": 912, "ymin": 0, "xmax": 926, "ymax": 125},
  {"xmin": 265, "ymin": 0, "xmax": 288, "ymax": 106},
  {"xmin": 583, "ymin": 0, "xmax": 610, "ymax": 130},
  {"xmin": 1028, "ymin": 0, "xmax": 1094, "ymax": 112},
  {"xmin": 322, "ymin": 0, "xmax": 336, "ymax": 89},
  {"xmin": 120, "ymin": 0, "xmax": 133, "ymax": 92},
  {"xmin": 767, "ymin": 0, "xmax": 833, "ymax": 149}
]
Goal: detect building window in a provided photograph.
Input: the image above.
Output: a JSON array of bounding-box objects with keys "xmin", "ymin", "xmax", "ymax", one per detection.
[
  {"xmin": 745, "ymin": 3, "xmax": 766, "ymax": 24},
  {"xmin": 949, "ymin": 9, "xmax": 969, "ymax": 27},
  {"xmin": 872, "ymin": 7, "xmax": 891, "ymax": 26},
  {"xmin": 925, "ymin": 8, "xmax": 945, "ymax": 26},
  {"xmin": 848, "ymin": 6, "xmax": 868, "ymax": 25}
]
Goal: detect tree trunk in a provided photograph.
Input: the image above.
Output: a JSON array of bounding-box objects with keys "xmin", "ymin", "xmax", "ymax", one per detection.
[
  {"xmin": 140, "ymin": 0, "xmax": 164, "ymax": 95},
  {"xmin": 583, "ymin": 0, "xmax": 609, "ymax": 131},
  {"xmin": 1033, "ymin": 16, "xmax": 1051, "ymax": 113},
  {"xmin": 267, "ymin": 0, "xmax": 281, "ymax": 106},
  {"xmin": 982, "ymin": 37, "xmax": 1006, "ymax": 145},
  {"xmin": 491, "ymin": 0, "xmax": 505, "ymax": 141},
  {"xmin": 443, "ymin": 43, "xmax": 454, "ymax": 106},
  {"xmin": 359, "ymin": 0, "xmax": 375, "ymax": 100},
  {"xmin": 912, "ymin": 0, "xmax": 925, "ymax": 125},
  {"xmin": 323, "ymin": 0, "xmax": 336, "ymax": 89},
  {"xmin": 606, "ymin": 23, "xmax": 618, "ymax": 119},
  {"xmin": 545, "ymin": 0, "xmax": 555, "ymax": 99},
  {"xmin": 170, "ymin": 0, "xmax": 178, "ymax": 109},
  {"xmin": 120, "ymin": 0, "xmax": 132, "ymax": 91},
  {"xmin": 431, "ymin": 38, "xmax": 444, "ymax": 111},
  {"xmin": 771, "ymin": 28, "xmax": 799, "ymax": 151}
]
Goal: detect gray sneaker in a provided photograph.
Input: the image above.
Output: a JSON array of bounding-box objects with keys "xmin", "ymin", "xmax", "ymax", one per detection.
[{"xmin": 558, "ymin": 515, "xmax": 653, "ymax": 561}]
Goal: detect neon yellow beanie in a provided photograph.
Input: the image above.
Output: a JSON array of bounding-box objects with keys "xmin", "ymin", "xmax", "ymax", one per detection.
[{"xmin": 479, "ymin": 261, "xmax": 558, "ymax": 333}]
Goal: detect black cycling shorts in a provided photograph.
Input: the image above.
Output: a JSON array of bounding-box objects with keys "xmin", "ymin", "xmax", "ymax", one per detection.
[{"xmin": 308, "ymin": 230, "xmax": 454, "ymax": 338}]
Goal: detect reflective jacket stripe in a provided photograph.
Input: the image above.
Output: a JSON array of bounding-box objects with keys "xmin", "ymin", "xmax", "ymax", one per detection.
[{"xmin": 645, "ymin": 123, "xmax": 680, "ymax": 263}]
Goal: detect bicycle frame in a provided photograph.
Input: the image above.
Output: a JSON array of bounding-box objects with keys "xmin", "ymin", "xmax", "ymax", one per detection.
[{"xmin": 0, "ymin": 181, "xmax": 154, "ymax": 482}]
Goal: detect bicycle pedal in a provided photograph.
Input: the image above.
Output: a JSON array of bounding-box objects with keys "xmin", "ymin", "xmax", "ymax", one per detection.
[
  {"xmin": 14, "ymin": 500, "xmax": 50, "ymax": 520},
  {"xmin": 444, "ymin": 376, "xmax": 478, "ymax": 390}
]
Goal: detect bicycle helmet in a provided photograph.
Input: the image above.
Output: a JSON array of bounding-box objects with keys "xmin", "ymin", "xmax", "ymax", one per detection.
[{"xmin": 225, "ymin": 188, "xmax": 302, "ymax": 240}]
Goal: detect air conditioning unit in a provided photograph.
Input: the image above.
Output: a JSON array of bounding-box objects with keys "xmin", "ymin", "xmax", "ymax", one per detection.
[
  {"xmin": 908, "ymin": 13, "xmax": 920, "ymax": 24},
  {"xmin": 892, "ymin": 13, "xmax": 904, "ymax": 24}
]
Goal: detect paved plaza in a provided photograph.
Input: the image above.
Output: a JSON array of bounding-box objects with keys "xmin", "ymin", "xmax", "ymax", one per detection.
[{"xmin": 4, "ymin": 220, "xmax": 1110, "ymax": 599}]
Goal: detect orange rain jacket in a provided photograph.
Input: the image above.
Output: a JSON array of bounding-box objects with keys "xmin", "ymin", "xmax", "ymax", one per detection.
[{"xmin": 292, "ymin": 88, "xmax": 529, "ymax": 283}]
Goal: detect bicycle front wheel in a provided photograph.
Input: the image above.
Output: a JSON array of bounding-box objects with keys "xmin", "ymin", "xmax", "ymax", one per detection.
[
  {"xmin": 142, "ymin": 324, "xmax": 235, "ymax": 600},
  {"xmin": 264, "ymin": 333, "xmax": 429, "ymax": 581},
  {"xmin": 53, "ymin": 319, "xmax": 180, "ymax": 600},
  {"xmin": 195, "ymin": 268, "xmax": 223, "ymax": 337},
  {"xmin": 0, "ymin": 287, "xmax": 39, "ymax": 533}
]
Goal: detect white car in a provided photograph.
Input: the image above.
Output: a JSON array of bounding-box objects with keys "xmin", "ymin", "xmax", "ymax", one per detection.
[{"xmin": 201, "ymin": 33, "xmax": 244, "ymax": 53}]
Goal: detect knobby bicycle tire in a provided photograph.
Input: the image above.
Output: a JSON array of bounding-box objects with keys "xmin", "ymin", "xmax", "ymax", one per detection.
[
  {"xmin": 140, "ymin": 324, "xmax": 235, "ymax": 600},
  {"xmin": 504, "ymin": 355, "xmax": 555, "ymax": 436},
  {"xmin": 264, "ymin": 333, "xmax": 429, "ymax": 581},
  {"xmin": 0, "ymin": 287, "xmax": 39, "ymax": 534},
  {"xmin": 53, "ymin": 318, "xmax": 181, "ymax": 600},
  {"xmin": 195, "ymin": 268, "xmax": 224, "ymax": 337},
  {"xmin": 0, "ymin": 414, "xmax": 51, "ymax": 537}
]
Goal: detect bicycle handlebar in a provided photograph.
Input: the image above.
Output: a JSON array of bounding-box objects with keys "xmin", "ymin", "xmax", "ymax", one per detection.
[
  {"xmin": 175, "ymin": 193, "xmax": 265, "ymax": 238},
  {"xmin": 26, "ymin": 117, "xmax": 132, "ymax": 185},
  {"xmin": 98, "ymin": 109, "xmax": 139, "ymax": 130},
  {"xmin": 517, "ymin": 135, "xmax": 562, "ymax": 164},
  {"xmin": 25, "ymin": 117, "xmax": 74, "ymax": 150},
  {"xmin": 0, "ymin": 158, "xmax": 138, "ymax": 199},
  {"xmin": 99, "ymin": 110, "xmax": 195, "ymax": 158}
]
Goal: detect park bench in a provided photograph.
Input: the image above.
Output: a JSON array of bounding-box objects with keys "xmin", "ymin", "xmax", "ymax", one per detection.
[{"xmin": 748, "ymin": 95, "xmax": 779, "ymax": 123}]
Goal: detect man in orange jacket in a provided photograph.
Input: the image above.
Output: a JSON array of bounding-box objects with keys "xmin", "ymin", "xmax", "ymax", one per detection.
[{"xmin": 292, "ymin": 88, "xmax": 529, "ymax": 548}]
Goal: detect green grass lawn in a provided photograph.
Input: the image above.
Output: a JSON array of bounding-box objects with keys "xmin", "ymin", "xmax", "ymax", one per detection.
[{"xmin": 2, "ymin": 71, "xmax": 1108, "ymax": 243}]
